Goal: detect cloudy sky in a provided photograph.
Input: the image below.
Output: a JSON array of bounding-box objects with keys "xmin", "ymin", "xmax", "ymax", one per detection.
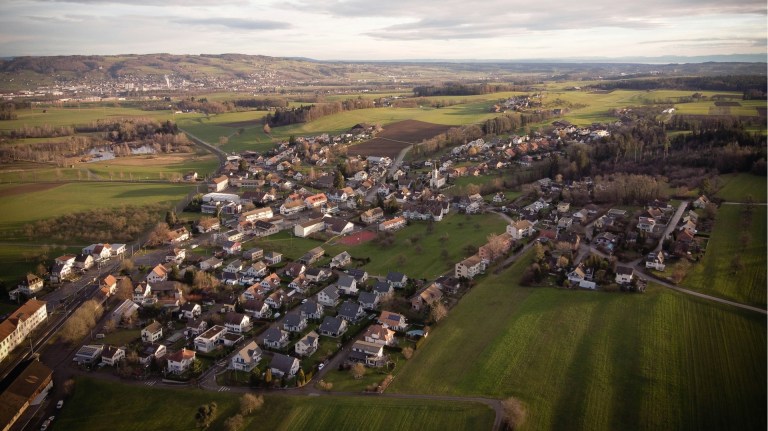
[{"xmin": 0, "ymin": 0, "xmax": 765, "ymax": 60}]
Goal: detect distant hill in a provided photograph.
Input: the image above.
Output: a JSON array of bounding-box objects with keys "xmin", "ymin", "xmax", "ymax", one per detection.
[{"xmin": 0, "ymin": 53, "xmax": 764, "ymax": 93}]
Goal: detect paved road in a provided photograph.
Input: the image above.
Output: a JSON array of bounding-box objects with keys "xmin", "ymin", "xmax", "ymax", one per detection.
[{"xmin": 655, "ymin": 200, "xmax": 689, "ymax": 252}]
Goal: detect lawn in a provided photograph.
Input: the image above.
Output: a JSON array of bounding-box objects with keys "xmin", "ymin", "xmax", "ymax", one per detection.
[
  {"xmin": 715, "ymin": 173, "xmax": 767, "ymax": 203},
  {"xmin": 682, "ymin": 205, "xmax": 767, "ymax": 307},
  {"xmin": 390, "ymin": 252, "xmax": 767, "ymax": 431},
  {"xmin": 0, "ymin": 182, "xmax": 194, "ymax": 234},
  {"xmin": 246, "ymin": 230, "xmax": 328, "ymax": 261},
  {"xmin": 56, "ymin": 377, "xmax": 495, "ymax": 431},
  {"xmin": 324, "ymin": 212, "xmax": 508, "ymax": 279},
  {"xmin": 101, "ymin": 329, "xmax": 140, "ymax": 346}
]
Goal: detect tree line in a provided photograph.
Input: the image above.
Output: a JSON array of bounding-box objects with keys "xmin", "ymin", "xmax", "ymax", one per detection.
[
  {"xmin": 413, "ymin": 82, "xmax": 530, "ymax": 97},
  {"xmin": 263, "ymin": 98, "xmax": 376, "ymax": 127},
  {"xmin": 587, "ymin": 75, "xmax": 767, "ymax": 98}
]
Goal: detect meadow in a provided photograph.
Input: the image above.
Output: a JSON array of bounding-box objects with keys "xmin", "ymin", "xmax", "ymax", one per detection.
[
  {"xmin": 55, "ymin": 377, "xmax": 495, "ymax": 431},
  {"xmin": 714, "ymin": 173, "xmax": 767, "ymax": 202},
  {"xmin": 390, "ymin": 252, "xmax": 767, "ymax": 431},
  {"xmin": 682, "ymin": 205, "xmax": 766, "ymax": 307},
  {"xmin": 0, "ymin": 182, "xmax": 194, "ymax": 234},
  {"xmin": 323, "ymin": 212, "xmax": 509, "ymax": 279},
  {"xmin": 0, "ymin": 106, "xmax": 199, "ymax": 132}
]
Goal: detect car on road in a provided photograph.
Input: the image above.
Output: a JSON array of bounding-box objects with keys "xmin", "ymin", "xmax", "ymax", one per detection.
[
  {"xmin": 318, "ymin": 363, "xmax": 325, "ymax": 370},
  {"xmin": 56, "ymin": 400, "xmax": 64, "ymax": 409},
  {"xmin": 40, "ymin": 416, "xmax": 54, "ymax": 430}
]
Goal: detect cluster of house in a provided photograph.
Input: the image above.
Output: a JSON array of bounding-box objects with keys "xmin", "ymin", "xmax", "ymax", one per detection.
[{"xmin": 41, "ymin": 243, "xmax": 127, "ymax": 289}]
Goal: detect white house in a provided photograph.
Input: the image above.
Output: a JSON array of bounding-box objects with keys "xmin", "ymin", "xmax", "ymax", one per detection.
[
  {"xmin": 231, "ymin": 341, "xmax": 262, "ymax": 372},
  {"xmin": 166, "ymin": 348, "xmax": 196, "ymax": 374},
  {"xmin": 506, "ymin": 219, "xmax": 535, "ymax": 240}
]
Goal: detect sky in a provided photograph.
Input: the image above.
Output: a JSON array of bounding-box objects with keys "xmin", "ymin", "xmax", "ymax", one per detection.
[{"xmin": 0, "ymin": 0, "xmax": 765, "ymax": 60}]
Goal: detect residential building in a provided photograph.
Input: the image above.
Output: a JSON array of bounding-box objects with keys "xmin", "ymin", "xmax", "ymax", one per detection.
[
  {"xmin": 319, "ymin": 316, "xmax": 348, "ymax": 337},
  {"xmin": 231, "ymin": 341, "xmax": 262, "ymax": 372},
  {"xmin": 166, "ymin": 348, "xmax": 196, "ymax": 374},
  {"xmin": 455, "ymin": 254, "xmax": 486, "ymax": 279},
  {"xmin": 295, "ymin": 331, "xmax": 319, "ymax": 357},
  {"xmin": 0, "ymin": 299, "xmax": 48, "ymax": 363},
  {"xmin": 270, "ymin": 353, "xmax": 300, "ymax": 378},
  {"xmin": 141, "ymin": 321, "xmax": 163, "ymax": 343},
  {"xmin": 507, "ymin": 219, "xmax": 535, "ymax": 239},
  {"xmin": 194, "ymin": 325, "xmax": 227, "ymax": 353}
]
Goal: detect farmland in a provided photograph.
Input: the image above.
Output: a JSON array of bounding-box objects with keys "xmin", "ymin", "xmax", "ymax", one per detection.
[
  {"xmin": 55, "ymin": 377, "xmax": 494, "ymax": 431},
  {"xmin": 390, "ymin": 252, "xmax": 767, "ymax": 431},
  {"xmin": 682, "ymin": 204, "xmax": 766, "ymax": 307},
  {"xmin": 348, "ymin": 120, "xmax": 455, "ymax": 159},
  {"xmin": 0, "ymin": 182, "xmax": 194, "ymax": 235}
]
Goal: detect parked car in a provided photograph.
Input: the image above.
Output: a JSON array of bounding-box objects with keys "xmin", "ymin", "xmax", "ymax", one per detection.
[{"xmin": 56, "ymin": 400, "xmax": 64, "ymax": 409}]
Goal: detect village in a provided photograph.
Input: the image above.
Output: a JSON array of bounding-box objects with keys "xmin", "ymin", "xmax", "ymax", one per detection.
[{"xmin": 0, "ymin": 110, "xmax": 716, "ymax": 424}]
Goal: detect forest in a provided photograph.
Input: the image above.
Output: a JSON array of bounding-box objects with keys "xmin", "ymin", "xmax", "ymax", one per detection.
[
  {"xmin": 588, "ymin": 75, "xmax": 767, "ymax": 98},
  {"xmin": 263, "ymin": 98, "xmax": 377, "ymax": 127}
]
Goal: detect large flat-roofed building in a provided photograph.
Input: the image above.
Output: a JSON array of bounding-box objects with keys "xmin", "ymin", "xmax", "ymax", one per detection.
[{"xmin": 0, "ymin": 360, "xmax": 53, "ymax": 431}]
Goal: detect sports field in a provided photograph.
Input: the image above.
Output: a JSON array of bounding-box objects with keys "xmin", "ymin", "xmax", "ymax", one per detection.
[
  {"xmin": 55, "ymin": 377, "xmax": 495, "ymax": 431},
  {"xmin": 390, "ymin": 252, "xmax": 767, "ymax": 431}
]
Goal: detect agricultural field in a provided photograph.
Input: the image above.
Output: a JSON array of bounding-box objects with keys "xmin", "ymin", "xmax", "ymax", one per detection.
[
  {"xmin": 390, "ymin": 252, "xmax": 767, "ymax": 431},
  {"xmin": 56, "ymin": 377, "xmax": 494, "ymax": 431},
  {"xmin": 0, "ymin": 182, "xmax": 194, "ymax": 235},
  {"xmin": 348, "ymin": 120, "xmax": 454, "ymax": 159},
  {"xmin": 0, "ymin": 105, "xmax": 196, "ymax": 133},
  {"xmin": 176, "ymin": 110, "xmax": 273, "ymax": 153},
  {"xmin": 682, "ymin": 205, "xmax": 766, "ymax": 307},
  {"xmin": 323, "ymin": 212, "xmax": 508, "ymax": 279},
  {"xmin": 714, "ymin": 173, "xmax": 767, "ymax": 202}
]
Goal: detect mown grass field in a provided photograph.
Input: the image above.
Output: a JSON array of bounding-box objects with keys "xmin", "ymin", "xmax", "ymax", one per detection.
[
  {"xmin": 682, "ymin": 205, "xmax": 766, "ymax": 307},
  {"xmin": 715, "ymin": 173, "xmax": 767, "ymax": 202},
  {"xmin": 323, "ymin": 212, "xmax": 508, "ymax": 279},
  {"xmin": 177, "ymin": 110, "xmax": 273, "ymax": 153},
  {"xmin": 56, "ymin": 377, "xmax": 494, "ymax": 431},
  {"xmin": 0, "ymin": 106, "xmax": 199, "ymax": 132},
  {"xmin": 390, "ymin": 252, "xmax": 767, "ymax": 431},
  {"xmin": 0, "ymin": 182, "xmax": 194, "ymax": 235}
]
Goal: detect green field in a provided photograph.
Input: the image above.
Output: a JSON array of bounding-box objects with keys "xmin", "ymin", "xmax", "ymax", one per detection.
[
  {"xmin": 0, "ymin": 182, "xmax": 194, "ymax": 235},
  {"xmin": 56, "ymin": 377, "xmax": 494, "ymax": 431},
  {"xmin": 390, "ymin": 252, "xmax": 767, "ymax": 431},
  {"xmin": 0, "ymin": 106, "xmax": 200, "ymax": 132},
  {"xmin": 177, "ymin": 110, "xmax": 273, "ymax": 153},
  {"xmin": 682, "ymin": 205, "xmax": 766, "ymax": 306},
  {"xmin": 715, "ymin": 173, "xmax": 767, "ymax": 202},
  {"xmin": 324, "ymin": 212, "xmax": 508, "ymax": 279}
]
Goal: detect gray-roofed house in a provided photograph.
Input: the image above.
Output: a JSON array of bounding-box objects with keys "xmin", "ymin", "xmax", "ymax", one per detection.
[
  {"xmin": 262, "ymin": 327, "xmax": 290, "ymax": 349},
  {"xmin": 317, "ymin": 285, "xmax": 340, "ymax": 307},
  {"xmin": 386, "ymin": 272, "xmax": 408, "ymax": 288},
  {"xmin": 346, "ymin": 268, "xmax": 369, "ymax": 283},
  {"xmin": 372, "ymin": 280, "xmax": 393, "ymax": 296},
  {"xmin": 337, "ymin": 274, "xmax": 358, "ymax": 295},
  {"xmin": 329, "ymin": 251, "xmax": 352, "ymax": 269},
  {"xmin": 299, "ymin": 300, "xmax": 324, "ymax": 320},
  {"xmin": 283, "ymin": 313, "xmax": 308, "ymax": 333},
  {"xmin": 319, "ymin": 316, "xmax": 348, "ymax": 337},
  {"xmin": 270, "ymin": 353, "xmax": 300, "ymax": 378},
  {"xmin": 337, "ymin": 300, "xmax": 365, "ymax": 323},
  {"xmin": 358, "ymin": 291, "xmax": 380, "ymax": 310}
]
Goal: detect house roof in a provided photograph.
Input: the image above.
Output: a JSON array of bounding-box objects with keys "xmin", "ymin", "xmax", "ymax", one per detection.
[
  {"xmin": 236, "ymin": 341, "xmax": 261, "ymax": 363},
  {"xmin": 373, "ymin": 280, "xmax": 392, "ymax": 294},
  {"xmin": 144, "ymin": 321, "xmax": 162, "ymax": 334},
  {"xmin": 363, "ymin": 324, "xmax": 393, "ymax": 340},
  {"xmin": 386, "ymin": 272, "xmax": 407, "ymax": 283},
  {"xmin": 319, "ymin": 316, "xmax": 345, "ymax": 332},
  {"xmin": 270, "ymin": 353, "xmax": 298, "ymax": 374},
  {"xmin": 320, "ymin": 285, "xmax": 340, "ymax": 300},
  {"xmin": 263, "ymin": 327, "xmax": 287, "ymax": 342},
  {"xmin": 283, "ymin": 312, "xmax": 305, "ymax": 326},
  {"xmin": 616, "ymin": 266, "xmax": 634, "ymax": 275},
  {"xmin": 337, "ymin": 274, "xmax": 356, "ymax": 289},
  {"xmin": 299, "ymin": 300, "xmax": 322, "ymax": 315},
  {"xmin": 358, "ymin": 291, "xmax": 378, "ymax": 305},
  {"xmin": 298, "ymin": 331, "xmax": 319, "ymax": 346},
  {"xmin": 379, "ymin": 310, "xmax": 405, "ymax": 326},
  {"xmin": 338, "ymin": 301, "xmax": 362, "ymax": 318},
  {"xmin": 167, "ymin": 348, "xmax": 195, "ymax": 362},
  {"xmin": 324, "ymin": 216, "xmax": 353, "ymax": 233},
  {"xmin": 225, "ymin": 312, "xmax": 248, "ymax": 325}
]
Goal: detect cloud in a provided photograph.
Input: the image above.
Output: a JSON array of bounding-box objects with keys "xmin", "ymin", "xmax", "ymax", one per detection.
[
  {"xmin": 292, "ymin": 0, "xmax": 766, "ymax": 40},
  {"xmin": 171, "ymin": 17, "xmax": 291, "ymax": 31},
  {"xmin": 29, "ymin": 0, "xmax": 247, "ymax": 5}
]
